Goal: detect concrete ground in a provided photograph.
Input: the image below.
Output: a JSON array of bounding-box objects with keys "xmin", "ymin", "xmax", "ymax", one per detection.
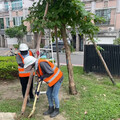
[
  {"xmin": 0, "ymin": 113, "xmax": 16, "ymax": 120},
  {"xmin": 0, "ymin": 47, "xmax": 84, "ymax": 66}
]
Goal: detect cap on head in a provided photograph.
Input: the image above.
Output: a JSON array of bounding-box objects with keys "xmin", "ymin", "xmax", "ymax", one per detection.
[
  {"xmin": 24, "ymin": 56, "xmax": 37, "ymax": 68},
  {"xmin": 19, "ymin": 43, "xmax": 29, "ymax": 51}
]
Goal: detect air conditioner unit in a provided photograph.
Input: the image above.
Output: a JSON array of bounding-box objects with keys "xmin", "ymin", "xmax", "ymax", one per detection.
[{"xmin": 108, "ymin": 27, "xmax": 114, "ymax": 32}]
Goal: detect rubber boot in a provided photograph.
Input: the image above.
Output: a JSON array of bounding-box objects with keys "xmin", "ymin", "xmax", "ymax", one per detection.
[
  {"xmin": 50, "ymin": 108, "xmax": 59, "ymax": 118},
  {"xmin": 43, "ymin": 106, "xmax": 54, "ymax": 115}
]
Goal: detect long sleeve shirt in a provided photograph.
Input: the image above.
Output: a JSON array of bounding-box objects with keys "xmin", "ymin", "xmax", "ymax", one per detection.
[{"xmin": 37, "ymin": 61, "xmax": 63, "ymax": 82}]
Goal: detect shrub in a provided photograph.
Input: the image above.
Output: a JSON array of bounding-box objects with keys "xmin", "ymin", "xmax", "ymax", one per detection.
[
  {"xmin": 113, "ymin": 38, "xmax": 120, "ymax": 45},
  {"xmin": 13, "ymin": 44, "xmax": 19, "ymax": 49},
  {"xmin": 0, "ymin": 56, "xmax": 18, "ymax": 80}
]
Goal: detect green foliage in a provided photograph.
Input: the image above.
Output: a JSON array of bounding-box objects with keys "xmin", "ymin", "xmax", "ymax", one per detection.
[
  {"xmin": 113, "ymin": 38, "xmax": 120, "ymax": 45},
  {"xmin": 5, "ymin": 25, "xmax": 27, "ymax": 44},
  {"xmin": 61, "ymin": 66, "xmax": 120, "ymax": 120},
  {"xmin": 0, "ymin": 100, "xmax": 21, "ymax": 112},
  {"xmin": 0, "ymin": 56, "xmax": 18, "ymax": 80},
  {"xmin": 40, "ymin": 43, "xmax": 44, "ymax": 48},
  {"xmin": 26, "ymin": 0, "xmax": 104, "ymax": 42},
  {"xmin": 69, "ymin": 44, "xmax": 75, "ymax": 52},
  {"xmin": 96, "ymin": 45, "xmax": 104, "ymax": 51},
  {"xmin": 0, "ymin": 66, "xmax": 120, "ymax": 119},
  {"xmin": 13, "ymin": 44, "xmax": 19, "ymax": 49}
]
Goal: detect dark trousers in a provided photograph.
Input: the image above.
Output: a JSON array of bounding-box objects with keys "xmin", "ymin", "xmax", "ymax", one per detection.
[{"xmin": 19, "ymin": 77, "xmax": 34, "ymax": 99}]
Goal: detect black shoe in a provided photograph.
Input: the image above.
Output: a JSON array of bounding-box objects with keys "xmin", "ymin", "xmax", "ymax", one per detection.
[
  {"xmin": 43, "ymin": 106, "xmax": 54, "ymax": 115},
  {"xmin": 27, "ymin": 99, "xmax": 32, "ymax": 107},
  {"xmin": 50, "ymin": 108, "xmax": 59, "ymax": 118}
]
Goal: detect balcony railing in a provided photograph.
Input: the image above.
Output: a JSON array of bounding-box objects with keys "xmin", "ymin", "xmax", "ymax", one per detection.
[{"xmin": 12, "ymin": 1, "xmax": 22, "ymax": 10}]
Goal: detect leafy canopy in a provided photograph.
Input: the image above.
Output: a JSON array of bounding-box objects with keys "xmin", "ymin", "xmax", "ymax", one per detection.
[
  {"xmin": 5, "ymin": 25, "xmax": 27, "ymax": 39},
  {"xmin": 26, "ymin": 0, "xmax": 104, "ymax": 40}
]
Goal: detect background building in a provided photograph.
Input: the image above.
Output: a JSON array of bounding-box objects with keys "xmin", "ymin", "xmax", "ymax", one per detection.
[
  {"xmin": 72, "ymin": 0, "xmax": 120, "ymax": 51},
  {"xmin": 83, "ymin": 0, "xmax": 120, "ymax": 44},
  {"xmin": 0, "ymin": 0, "xmax": 120, "ymax": 50},
  {"xmin": 0, "ymin": 0, "xmax": 39, "ymax": 48}
]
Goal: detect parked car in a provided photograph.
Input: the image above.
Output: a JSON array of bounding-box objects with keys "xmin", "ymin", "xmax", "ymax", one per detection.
[
  {"xmin": 44, "ymin": 40, "xmax": 71, "ymax": 52},
  {"xmin": 52, "ymin": 40, "xmax": 64, "ymax": 52}
]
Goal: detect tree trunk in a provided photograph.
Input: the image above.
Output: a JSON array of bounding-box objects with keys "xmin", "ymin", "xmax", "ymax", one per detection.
[
  {"xmin": 92, "ymin": 42, "xmax": 116, "ymax": 85},
  {"xmin": 21, "ymin": 2, "xmax": 49, "ymax": 114},
  {"xmin": 55, "ymin": 26, "xmax": 60, "ymax": 68},
  {"xmin": 76, "ymin": 32, "xmax": 79, "ymax": 51},
  {"xmin": 61, "ymin": 24, "xmax": 77, "ymax": 95},
  {"xmin": 34, "ymin": 32, "xmax": 38, "ymax": 48}
]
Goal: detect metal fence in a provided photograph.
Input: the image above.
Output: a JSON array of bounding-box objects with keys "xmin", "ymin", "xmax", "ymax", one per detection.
[{"xmin": 84, "ymin": 44, "xmax": 120, "ymax": 76}]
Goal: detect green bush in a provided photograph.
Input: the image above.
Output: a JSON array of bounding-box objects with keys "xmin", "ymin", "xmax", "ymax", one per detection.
[
  {"xmin": 0, "ymin": 56, "xmax": 18, "ymax": 80},
  {"xmin": 13, "ymin": 44, "xmax": 19, "ymax": 49},
  {"xmin": 113, "ymin": 38, "xmax": 120, "ymax": 45}
]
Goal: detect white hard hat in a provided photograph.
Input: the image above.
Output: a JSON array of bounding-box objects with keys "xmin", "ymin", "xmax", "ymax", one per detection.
[
  {"xmin": 19, "ymin": 43, "xmax": 29, "ymax": 51},
  {"xmin": 24, "ymin": 56, "xmax": 37, "ymax": 68}
]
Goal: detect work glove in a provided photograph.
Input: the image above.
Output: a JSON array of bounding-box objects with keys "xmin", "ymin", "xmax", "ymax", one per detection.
[{"xmin": 39, "ymin": 76, "xmax": 43, "ymax": 81}]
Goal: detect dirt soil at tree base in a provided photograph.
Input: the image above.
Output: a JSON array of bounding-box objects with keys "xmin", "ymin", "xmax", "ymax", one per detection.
[{"xmin": 0, "ymin": 79, "xmax": 68, "ymax": 120}]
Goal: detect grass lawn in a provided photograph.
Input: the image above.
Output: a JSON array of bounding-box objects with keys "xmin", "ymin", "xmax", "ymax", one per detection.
[
  {"xmin": 0, "ymin": 56, "xmax": 120, "ymax": 120},
  {"xmin": 61, "ymin": 66, "xmax": 120, "ymax": 120}
]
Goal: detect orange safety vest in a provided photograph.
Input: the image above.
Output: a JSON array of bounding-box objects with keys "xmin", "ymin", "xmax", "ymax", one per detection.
[
  {"xmin": 37, "ymin": 59, "xmax": 63, "ymax": 87},
  {"xmin": 18, "ymin": 50, "xmax": 35, "ymax": 77}
]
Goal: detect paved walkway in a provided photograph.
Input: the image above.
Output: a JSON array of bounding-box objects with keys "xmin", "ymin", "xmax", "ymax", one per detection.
[
  {"xmin": 0, "ymin": 48, "xmax": 18, "ymax": 56},
  {"xmin": 0, "ymin": 48, "xmax": 83, "ymax": 66},
  {"xmin": 0, "ymin": 112, "xmax": 16, "ymax": 120}
]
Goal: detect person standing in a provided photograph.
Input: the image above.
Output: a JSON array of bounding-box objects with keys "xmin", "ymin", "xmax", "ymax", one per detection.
[
  {"xmin": 16, "ymin": 43, "xmax": 34, "ymax": 103},
  {"xmin": 23, "ymin": 56, "xmax": 63, "ymax": 118}
]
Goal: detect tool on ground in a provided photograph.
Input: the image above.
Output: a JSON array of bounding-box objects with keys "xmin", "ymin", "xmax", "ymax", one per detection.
[{"xmin": 28, "ymin": 79, "xmax": 42, "ymax": 118}]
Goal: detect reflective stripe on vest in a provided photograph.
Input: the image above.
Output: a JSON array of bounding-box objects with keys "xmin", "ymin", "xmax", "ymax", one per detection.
[
  {"xmin": 18, "ymin": 50, "xmax": 35, "ymax": 77},
  {"xmin": 37, "ymin": 59, "xmax": 63, "ymax": 87},
  {"xmin": 46, "ymin": 69, "xmax": 60, "ymax": 83}
]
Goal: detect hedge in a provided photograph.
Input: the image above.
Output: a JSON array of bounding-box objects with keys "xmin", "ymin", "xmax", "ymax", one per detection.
[
  {"xmin": 0, "ymin": 56, "xmax": 55, "ymax": 80},
  {"xmin": 0, "ymin": 56, "xmax": 18, "ymax": 80}
]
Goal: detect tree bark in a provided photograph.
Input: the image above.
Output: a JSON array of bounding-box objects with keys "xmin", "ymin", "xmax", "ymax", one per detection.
[
  {"xmin": 34, "ymin": 32, "xmax": 38, "ymax": 48},
  {"xmin": 21, "ymin": 2, "xmax": 49, "ymax": 114},
  {"xmin": 61, "ymin": 24, "xmax": 77, "ymax": 95},
  {"xmin": 35, "ymin": 2, "xmax": 49, "ymax": 54},
  {"xmin": 55, "ymin": 26, "xmax": 60, "ymax": 68},
  {"xmin": 92, "ymin": 41, "xmax": 116, "ymax": 85},
  {"xmin": 76, "ymin": 32, "xmax": 79, "ymax": 51}
]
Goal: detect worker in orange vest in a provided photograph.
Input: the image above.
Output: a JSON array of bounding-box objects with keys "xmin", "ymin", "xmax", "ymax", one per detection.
[
  {"xmin": 24, "ymin": 56, "xmax": 63, "ymax": 118},
  {"xmin": 16, "ymin": 43, "xmax": 34, "ymax": 105}
]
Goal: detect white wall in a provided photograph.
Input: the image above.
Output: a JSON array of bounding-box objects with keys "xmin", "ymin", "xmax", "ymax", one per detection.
[
  {"xmin": 7, "ymin": 37, "xmax": 18, "ymax": 45},
  {"xmin": 86, "ymin": 36, "xmax": 116, "ymax": 44},
  {"xmin": 0, "ymin": 2, "xmax": 5, "ymax": 11},
  {"xmin": 23, "ymin": 0, "xmax": 39, "ymax": 8},
  {"xmin": 97, "ymin": 37, "xmax": 115, "ymax": 44}
]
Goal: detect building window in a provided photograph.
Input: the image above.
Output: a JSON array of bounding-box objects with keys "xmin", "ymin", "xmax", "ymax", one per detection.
[
  {"xmin": 4, "ymin": 2, "xmax": 9, "ymax": 11},
  {"xmin": 13, "ymin": 17, "xmax": 23, "ymax": 26},
  {"xmin": 0, "ymin": 18, "xmax": 4, "ymax": 29},
  {"xmin": 6, "ymin": 18, "xmax": 10, "ymax": 28},
  {"xmin": 95, "ymin": 9, "xmax": 111, "ymax": 25},
  {"xmin": 12, "ymin": 0, "xmax": 22, "ymax": 10}
]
